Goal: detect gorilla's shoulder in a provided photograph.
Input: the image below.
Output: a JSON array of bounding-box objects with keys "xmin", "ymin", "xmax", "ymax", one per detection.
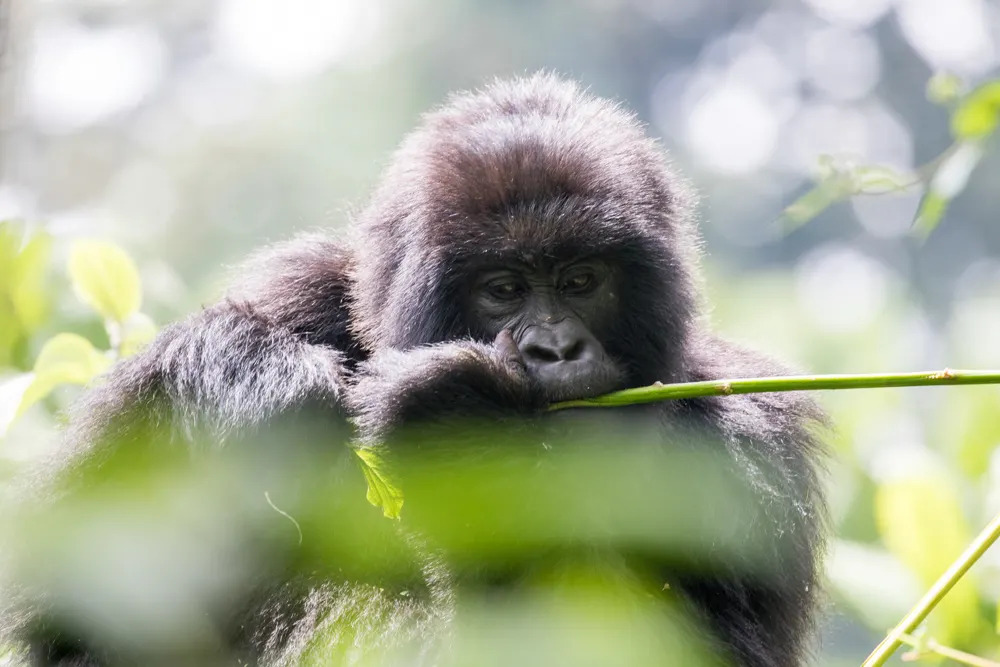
[
  {"xmin": 226, "ymin": 232, "xmax": 364, "ymax": 361},
  {"xmin": 683, "ymin": 332, "xmax": 827, "ymax": 445}
]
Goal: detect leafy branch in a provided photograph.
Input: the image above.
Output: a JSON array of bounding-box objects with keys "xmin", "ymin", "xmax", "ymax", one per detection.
[{"xmin": 781, "ymin": 73, "xmax": 1000, "ymax": 237}]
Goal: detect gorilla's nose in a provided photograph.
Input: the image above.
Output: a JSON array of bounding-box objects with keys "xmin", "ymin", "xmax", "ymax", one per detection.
[
  {"xmin": 517, "ymin": 322, "xmax": 621, "ymax": 401},
  {"xmin": 520, "ymin": 324, "xmax": 600, "ymax": 368}
]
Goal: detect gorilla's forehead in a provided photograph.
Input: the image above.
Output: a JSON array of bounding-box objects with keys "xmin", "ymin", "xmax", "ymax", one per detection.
[{"xmin": 431, "ymin": 200, "xmax": 635, "ymax": 269}]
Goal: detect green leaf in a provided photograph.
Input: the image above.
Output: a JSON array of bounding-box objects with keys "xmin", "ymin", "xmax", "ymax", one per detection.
[
  {"xmin": 875, "ymin": 476, "xmax": 983, "ymax": 644},
  {"xmin": 780, "ymin": 163, "xmax": 863, "ymax": 231},
  {"xmin": 913, "ymin": 142, "xmax": 983, "ymax": 238},
  {"xmin": 951, "ymin": 80, "xmax": 1000, "ymax": 140},
  {"xmin": 11, "ymin": 229, "xmax": 53, "ymax": 330},
  {"xmin": 68, "ymin": 240, "xmax": 142, "ymax": 323},
  {"xmin": 19, "ymin": 333, "xmax": 111, "ymax": 415},
  {"xmin": 913, "ymin": 191, "xmax": 949, "ymax": 236},
  {"xmin": 912, "ymin": 191, "xmax": 949, "ymax": 238},
  {"xmin": 0, "ymin": 222, "xmax": 52, "ymax": 368},
  {"xmin": 780, "ymin": 184, "xmax": 841, "ymax": 230},
  {"xmin": 354, "ymin": 447, "xmax": 404, "ymax": 519}
]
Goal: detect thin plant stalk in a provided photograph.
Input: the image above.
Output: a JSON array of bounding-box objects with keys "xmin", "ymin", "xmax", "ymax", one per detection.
[
  {"xmin": 549, "ymin": 369, "xmax": 1000, "ymax": 411},
  {"xmin": 899, "ymin": 632, "xmax": 1000, "ymax": 667},
  {"xmin": 862, "ymin": 511, "xmax": 1000, "ymax": 667}
]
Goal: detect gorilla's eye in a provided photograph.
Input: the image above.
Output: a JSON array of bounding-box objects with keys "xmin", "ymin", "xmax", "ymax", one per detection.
[
  {"xmin": 486, "ymin": 278, "xmax": 526, "ymax": 301},
  {"xmin": 561, "ymin": 271, "xmax": 597, "ymax": 294}
]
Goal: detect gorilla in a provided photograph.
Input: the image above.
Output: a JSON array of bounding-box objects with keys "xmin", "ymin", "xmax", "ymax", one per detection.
[{"xmin": 5, "ymin": 75, "xmax": 825, "ymax": 667}]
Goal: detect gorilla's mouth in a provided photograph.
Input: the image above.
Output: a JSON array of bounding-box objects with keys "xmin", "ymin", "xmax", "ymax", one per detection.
[{"xmin": 533, "ymin": 361, "xmax": 625, "ymax": 403}]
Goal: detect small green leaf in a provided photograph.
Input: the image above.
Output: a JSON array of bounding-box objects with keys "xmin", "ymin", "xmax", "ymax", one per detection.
[
  {"xmin": 68, "ymin": 240, "xmax": 142, "ymax": 323},
  {"xmin": 912, "ymin": 142, "xmax": 983, "ymax": 237},
  {"xmin": 951, "ymin": 81, "xmax": 1000, "ymax": 140},
  {"xmin": 780, "ymin": 184, "xmax": 841, "ymax": 230},
  {"xmin": 20, "ymin": 333, "xmax": 111, "ymax": 414},
  {"xmin": 912, "ymin": 191, "xmax": 949, "ymax": 238},
  {"xmin": 354, "ymin": 447, "xmax": 404, "ymax": 519},
  {"xmin": 119, "ymin": 313, "xmax": 158, "ymax": 358},
  {"xmin": 875, "ymin": 476, "xmax": 983, "ymax": 644},
  {"xmin": 926, "ymin": 72, "xmax": 963, "ymax": 106}
]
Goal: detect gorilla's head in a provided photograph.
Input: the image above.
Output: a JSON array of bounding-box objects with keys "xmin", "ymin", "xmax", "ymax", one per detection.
[{"xmin": 350, "ymin": 74, "xmax": 701, "ymax": 401}]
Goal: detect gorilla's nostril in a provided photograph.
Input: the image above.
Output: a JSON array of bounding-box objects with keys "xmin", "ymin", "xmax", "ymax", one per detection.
[
  {"xmin": 563, "ymin": 339, "xmax": 585, "ymax": 361},
  {"xmin": 525, "ymin": 344, "xmax": 561, "ymax": 363}
]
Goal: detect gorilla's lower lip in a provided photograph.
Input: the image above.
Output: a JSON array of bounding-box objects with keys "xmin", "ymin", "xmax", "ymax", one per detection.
[{"xmin": 534, "ymin": 368, "xmax": 624, "ymax": 402}]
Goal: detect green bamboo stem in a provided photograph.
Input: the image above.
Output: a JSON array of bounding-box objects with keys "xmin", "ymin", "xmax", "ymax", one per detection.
[
  {"xmin": 862, "ymin": 511, "xmax": 1000, "ymax": 667},
  {"xmin": 548, "ymin": 368, "xmax": 1000, "ymax": 411}
]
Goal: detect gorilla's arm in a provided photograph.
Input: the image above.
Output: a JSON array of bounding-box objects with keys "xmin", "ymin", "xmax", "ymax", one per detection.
[
  {"xmin": 348, "ymin": 335, "xmax": 547, "ymax": 445},
  {"xmin": 57, "ymin": 234, "xmax": 361, "ymax": 468}
]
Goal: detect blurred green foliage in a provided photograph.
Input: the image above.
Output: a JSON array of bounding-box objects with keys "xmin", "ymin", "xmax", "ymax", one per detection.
[
  {"xmin": 0, "ymin": 222, "xmax": 52, "ymax": 370},
  {"xmin": 0, "ymin": 222, "xmax": 156, "ymax": 438}
]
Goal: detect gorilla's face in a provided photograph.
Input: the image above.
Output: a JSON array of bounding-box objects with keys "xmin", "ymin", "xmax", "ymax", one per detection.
[{"xmin": 468, "ymin": 258, "xmax": 625, "ymax": 402}]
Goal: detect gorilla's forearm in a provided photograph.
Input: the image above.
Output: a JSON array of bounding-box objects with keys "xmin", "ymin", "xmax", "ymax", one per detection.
[
  {"xmin": 65, "ymin": 301, "xmax": 350, "ymax": 458},
  {"xmin": 347, "ymin": 340, "xmax": 546, "ymax": 444}
]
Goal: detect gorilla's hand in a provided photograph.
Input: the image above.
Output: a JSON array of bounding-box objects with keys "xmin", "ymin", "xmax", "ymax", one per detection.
[{"xmin": 347, "ymin": 331, "xmax": 547, "ymax": 443}]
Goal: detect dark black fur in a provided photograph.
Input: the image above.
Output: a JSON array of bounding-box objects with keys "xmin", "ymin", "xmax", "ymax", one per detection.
[{"xmin": 6, "ymin": 75, "xmax": 825, "ymax": 667}]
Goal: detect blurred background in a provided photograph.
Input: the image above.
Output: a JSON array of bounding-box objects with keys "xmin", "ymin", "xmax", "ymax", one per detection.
[{"xmin": 2, "ymin": 0, "xmax": 1000, "ymax": 665}]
